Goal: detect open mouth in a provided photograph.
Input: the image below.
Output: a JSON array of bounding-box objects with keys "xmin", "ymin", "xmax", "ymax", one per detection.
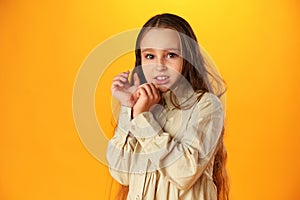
[{"xmin": 154, "ymin": 75, "xmax": 170, "ymax": 85}]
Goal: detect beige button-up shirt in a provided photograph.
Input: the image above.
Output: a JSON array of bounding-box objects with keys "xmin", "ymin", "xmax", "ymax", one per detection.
[{"xmin": 107, "ymin": 87, "xmax": 224, "ymax": 200}]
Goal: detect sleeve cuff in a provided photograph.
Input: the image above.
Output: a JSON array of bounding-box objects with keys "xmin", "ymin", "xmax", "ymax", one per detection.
[
  {"xmin": 130, "ymin": 111, "xmax": 162, "ymax": 139},
  {"xmin": 117, "ymin": 106, "xmax": 132, "ymax": 133}
]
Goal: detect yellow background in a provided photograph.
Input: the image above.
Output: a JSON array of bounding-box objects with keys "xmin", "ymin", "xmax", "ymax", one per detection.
[{"xmin": 1, "ymin": 0, "xmax": 300, "ymax": 199}]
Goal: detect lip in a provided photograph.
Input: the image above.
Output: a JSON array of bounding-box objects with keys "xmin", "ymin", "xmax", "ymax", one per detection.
[{"xmin": 153, "ymin": 75, "xmax": 170, "ymax": 85}]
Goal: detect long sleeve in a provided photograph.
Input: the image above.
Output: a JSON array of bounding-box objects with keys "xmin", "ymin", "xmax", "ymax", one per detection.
[
  {"xmin": 129, "ymin": 93, "xmax": 224, "ymax": 190},
  {"xmin": 106, "ymin": 106, "xmax": 137, "ymax": 186}
]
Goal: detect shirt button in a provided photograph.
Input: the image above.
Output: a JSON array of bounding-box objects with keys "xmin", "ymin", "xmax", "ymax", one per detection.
[
  {"xmin": 140, "ymin": 138, "xmax": 145, "ymax": 142},
  {"xmin": 136, "ymin": 195, "xmax": 140, "ymax": 200},
  {"xmin": 139, "ymin": 170, "xmax": 144, "ymax": 174},
  {"xmin": 131, "ymin": 125, "xmax": 135, "ymax": 131}
]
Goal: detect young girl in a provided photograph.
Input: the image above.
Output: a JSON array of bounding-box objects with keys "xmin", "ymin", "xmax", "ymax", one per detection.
[{"xmin": 107, "ymin": 13, "xmax": 229, "ymax": 200}]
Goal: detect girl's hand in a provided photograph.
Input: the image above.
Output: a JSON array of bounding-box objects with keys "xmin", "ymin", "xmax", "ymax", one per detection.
[
  {"xmin": 111, "ymin": 71, "xmax": 140, "ymax": 107},
  {"xmin": 132, "ymin": 83, "xmax": 161, "ymax": 118}
]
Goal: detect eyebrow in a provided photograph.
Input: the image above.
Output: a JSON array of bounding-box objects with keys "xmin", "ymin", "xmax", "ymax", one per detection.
[{"xmin": 141, "ymin": 48, "xmax": 181, "ymax": 53}]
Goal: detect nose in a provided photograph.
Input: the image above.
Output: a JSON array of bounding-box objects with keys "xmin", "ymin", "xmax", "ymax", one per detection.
[
  {"xmin": 156, "ymin": 64, "xmax": 167, "ymax": 71},
  {"xmin": 156, "ymin": 56, "xmax": 167, "ymax": 71}
]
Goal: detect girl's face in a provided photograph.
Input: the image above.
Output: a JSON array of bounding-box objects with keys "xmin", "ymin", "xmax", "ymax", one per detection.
[{"xmin": 140, "ymin": 28, "xmax": 183, "ymax": 92}]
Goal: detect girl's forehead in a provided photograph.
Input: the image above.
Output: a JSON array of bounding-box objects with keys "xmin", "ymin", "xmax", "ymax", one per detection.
[{"xmin": 140, "ymin": 28, "xmax": 181, "ymax": 50}]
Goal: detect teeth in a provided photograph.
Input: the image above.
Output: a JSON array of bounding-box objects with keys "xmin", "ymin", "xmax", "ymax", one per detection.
[{"xmin": 156, "ymin": 76, "xmax": 168, "ymax": 80}]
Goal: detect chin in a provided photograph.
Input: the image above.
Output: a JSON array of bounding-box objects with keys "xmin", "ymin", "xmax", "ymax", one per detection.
[{"xmin": 157, "ymin": 85, "xmax": 170, "ymax": 93}]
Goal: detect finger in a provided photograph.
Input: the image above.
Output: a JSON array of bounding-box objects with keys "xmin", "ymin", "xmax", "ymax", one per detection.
[
  {"xmin": 149, "ymin": 83, "xmax": 161, "ymax": 102},
  {"xmin": 136, "ymin": 89, "xmax": 141, "ymax": 98},
  {"xmin": 142, "ymin": 84, "xmax": 154, "ymax": 98},
  {"xmin": 112, "ymin": 80, "xmax": 124, "ymax": 87},
  {"xmin": 136, "ymin": 87, "xmax": 147, "ymax": 98},
  {"xmin": 113, "ymin": 72, "xmax": 130, "ymax": 86},
  {"xmin": 113, "ymin": 76, "xmax": 127, "ymax": 83},
  {"xmin": 153, "ymin": 84, "xmax": 159, "ymax": 89},
  {"xmin": 113, "ymin": 71, "xmax": 129, "ymax": 81},
  {"xmin": 133, "ymin": 72, "xmax": 140, "ymax": 87},
  {"xmin": 120, "ymin": 71, "xmax": 129, "ymax": 78},
  {"xmin": 148, "ymin": 83, "xmax": 158, "ymax": 94},
  {"xmin": 149, "ymin": 83, "xmax": 160, "ymax": 97}
]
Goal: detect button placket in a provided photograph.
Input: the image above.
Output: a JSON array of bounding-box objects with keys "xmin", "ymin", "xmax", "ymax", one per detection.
[
  {"xmin": 131, "ymin": 124, "xmax": 136, "ymax": 131},
  {"xmin": 136, "ymin": 158, "xmax": 149, "ymax": 200}
]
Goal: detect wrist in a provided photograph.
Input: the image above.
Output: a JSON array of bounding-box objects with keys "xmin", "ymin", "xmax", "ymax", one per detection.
[
  {"xmin": 132, "ymin": 110, "xmax": 140, "ymax": 118},
  {"xmin": 132, "ymin": 108, "xmax": 148, "ymax": 118},
  {"xmin": 121, "ymin": 99, "xmax": 134, "ymax": 108},
  {"xmin": 121, "ymin": 103, "xmax": 132, "ymax": 108}
]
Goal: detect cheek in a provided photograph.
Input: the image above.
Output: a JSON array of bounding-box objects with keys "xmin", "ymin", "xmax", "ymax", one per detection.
[
  {"xmin": 141, "ymin": 58, "xmax": 156, "ymax": 82},
  {"xmin": 141, "ymin": 66, "xmax": 153, "ymax": 82},
  {"xmin": 168, "ymin": 59, "xmax": 183, "ymax": 73}
]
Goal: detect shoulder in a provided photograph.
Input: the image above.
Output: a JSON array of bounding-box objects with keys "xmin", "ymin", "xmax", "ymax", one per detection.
[
  {"xmin": 199, "ymin": 92, "xmax": 223, "ymax": 106},
  {"xmin": 194, "ymin": 92, "xmax": 224, "ymax": 116}
]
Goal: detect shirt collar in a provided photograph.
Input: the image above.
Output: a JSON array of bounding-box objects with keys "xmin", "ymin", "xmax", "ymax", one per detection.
[{"xmin": 161, "ymin": 81, "xmax": 197, "ymax": 110}]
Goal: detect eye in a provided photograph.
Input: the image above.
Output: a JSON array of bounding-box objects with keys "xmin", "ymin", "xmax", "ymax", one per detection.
[
  {"xmin": 145, "ymin": 54, "xmax": 154, "ymax": 59},
  {"xmin": 166, "ymin": 52, "xmax": 178, "ymax": 58}
]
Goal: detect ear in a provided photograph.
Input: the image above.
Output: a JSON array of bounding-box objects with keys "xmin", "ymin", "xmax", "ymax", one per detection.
[{"xmin": 133, "ymin": 72, "xmax": 140, "ymax": 87}]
